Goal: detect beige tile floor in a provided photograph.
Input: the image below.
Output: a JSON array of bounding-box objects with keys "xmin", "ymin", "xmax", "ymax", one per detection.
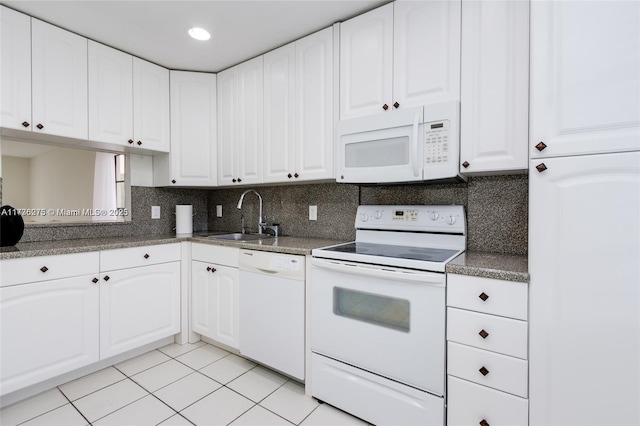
[{"xmin": 0, "ymin": 342, "xmax": 369, "ymax": 426}]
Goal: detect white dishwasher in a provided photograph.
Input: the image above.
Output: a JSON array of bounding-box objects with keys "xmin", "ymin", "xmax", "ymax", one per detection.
[{"xmin": 239, "ymin": 249, "xmax": 305, "ymax": 380}]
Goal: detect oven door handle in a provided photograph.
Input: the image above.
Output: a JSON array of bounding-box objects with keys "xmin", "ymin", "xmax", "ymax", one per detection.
[{"xmin": 312, "ymin": 258, "xmax": 444, "ymax": 286}]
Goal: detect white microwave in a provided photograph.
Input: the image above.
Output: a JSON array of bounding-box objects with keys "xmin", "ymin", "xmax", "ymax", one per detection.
[{"xmin": 336, "ymin": 100, "xmax": 465, "ymax": 184}]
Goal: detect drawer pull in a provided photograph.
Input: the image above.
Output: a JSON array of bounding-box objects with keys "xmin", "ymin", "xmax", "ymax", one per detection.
[
  {"xmin": 480, "ymin": 420, "xmax": 490, "ymax": 426},
  {"xmin": 91, "ymin": 278, "xmax": 99, "ymax": 284},
  {"xmin": 103, "ymin": 275, "xmax": 110, "ymax": 282},
  {"xmin": 144, "ymin": 254, "xmax": 150, "ymax": 259},
  {"xmin": 479, "ymin": 366, "xmax": 490, "ymax": 376},
  {"xmin": 479, "ymin": 292, "xmax": 489, "ymax": 301},
  {"xmin": 479, "ymin": 329, "xmax": 489, "ymax": 339},
  {"xmin": 40, "ymin": 266, "xmax": 49, "ymax": 273}
]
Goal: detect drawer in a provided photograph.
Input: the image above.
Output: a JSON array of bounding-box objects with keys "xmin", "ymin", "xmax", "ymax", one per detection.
[
  {"xmin": 448, "ymin": 342, "xmax": 528, "ymax": 398},
  {"xmin": 100, "ymin": 243, "xmax": 181, "ymax": 271},
  {"xmin": 447, "ymin": 308, "xmax": 527, "ymax": 359},
  {"xmin": 0, "ymin": 252, "xmax": 99, "ymax": 287},
  {"xmin": 447, "ymin": 274, "xmax": 527, "ymax": 320},
  {"xmin": 447, "ymin": 376, "xmax": 528, "ymax": 426},
  {"xmin": 192, "ymin": 243, "xmax": 239, "ymax": 267}
]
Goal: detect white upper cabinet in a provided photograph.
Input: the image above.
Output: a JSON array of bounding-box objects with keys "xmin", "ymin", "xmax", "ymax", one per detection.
[
  {"xmin": 530, "ymin": 0, "xmax": 640, "ymax": 158},
  {"xmin": 264, "ymin": 26, "xmax": 334, "ymax": 183},
  {"xmin": 340, "ymin": 1, "xmax": 460, "ymax": 120},
  {"xmin": 165, "ymin": 71, "xmax": 217, "ymax": 186},
  {"xmin": 133, "ymin": 57, "xmax": 170, "ymax": 152},
  {"xmin": 31, "ymin": 18, "xmax": 88, "ymax": 139},
  {"xmin": 0, "ymin": 6, "xmax": 31, "ymax": 131},
  {"xmin": 88, "ymin": 41, "xmax": 133, "ymax": 146},
  {"xmin": 459, "ymin": 0, "xmax": 529, "ymax": 174},
  {"xmin": 217, "ymin": 57, "xmax": 264, "ymax": 186}
]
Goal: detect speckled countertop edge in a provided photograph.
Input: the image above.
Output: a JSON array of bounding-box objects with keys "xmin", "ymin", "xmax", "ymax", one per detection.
[
  {"xmin": 0, "ymin": 234, "xmax": 346, "ymax": 260},
  {"xmin": 446, "ymin": 251, "xmax": 529, "ymax": 283}
]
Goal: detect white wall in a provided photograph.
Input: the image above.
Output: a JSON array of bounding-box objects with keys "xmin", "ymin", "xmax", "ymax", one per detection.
[{"xmin": 1, "ymin": 156, "xmax": 31, "ymax": 209}]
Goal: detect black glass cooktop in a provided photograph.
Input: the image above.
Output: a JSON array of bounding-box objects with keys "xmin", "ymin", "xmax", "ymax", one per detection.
[{"xmin": 322, "ymin": 242, "xmax": 459, "ymax": 263}]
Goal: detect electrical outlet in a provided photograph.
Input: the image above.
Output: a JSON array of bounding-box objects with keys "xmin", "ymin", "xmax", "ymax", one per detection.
[
  {"xmin": 309, "ymin": 205, "xmax": 318, "ymax": 221},
  {"xmin": 216, "ymin": 205, "xmax": 223, "ymax": 217},
  {"xmin": 151, "ymin": 206, "xmax": 161, "ymax": 219}
]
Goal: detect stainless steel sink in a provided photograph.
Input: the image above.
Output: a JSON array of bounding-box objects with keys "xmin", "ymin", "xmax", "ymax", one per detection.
[{"xmin": 207, "ymin": 233, "xmax": 272, "ymax": 241}]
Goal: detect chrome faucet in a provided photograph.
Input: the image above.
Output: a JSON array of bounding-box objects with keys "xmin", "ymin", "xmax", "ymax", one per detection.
[{"xmin": 237, "ymin": 189, "xmax": 266, "ymax": 234}]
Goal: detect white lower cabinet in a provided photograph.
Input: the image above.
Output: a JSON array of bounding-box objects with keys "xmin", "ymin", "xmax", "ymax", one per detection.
[
  {"xmin": 0, "ymin": 274, "xmax": 100, "ymax": 395},
  {"xmin": 99, "ymin": 262, "xmax": 180, "ymax": 359}
]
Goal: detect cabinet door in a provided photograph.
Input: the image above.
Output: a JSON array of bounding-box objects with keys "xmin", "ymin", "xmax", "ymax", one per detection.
[
  {"xmin": 529, "ymin": 152, "xmax": 640, "ymax": 426},
  {"xmin": 237, "ymin": 56, "xmax": 264, "ymax": 184},
  {"xmin": 133, "ymin": 57, "xmax": 170, "ymax": 152},
  {"xmin": 217, "ymin": 66, "xmax": 239, "ymax": 186},
  {"xmin": 295, "ymin": 27, "xmax": 334, "ymax": 182},
  {"xmin": 0, "ymin": 6, "xmax": 31, "ymax": 131},
  {"xmin": 0, "ymin": 275, "xmax": 99, "ymax": 395},
  {"xmin": 191, "ymin": 261, "xmax": 239, "ymax": 349},
  {"xmin": 339, "ymin": 3, "xmax": 393, "ymax": 120},
  {"xmin": 393, "ymin": 0, "xmax": 461, "ymax": 108},
  {"xmin": 169, "ymin": 71, "xmax": 217, "ymax": 186},
  {"xmin": 100, "ymin": 262, "xmax": 180, "ymax": 359},
  {"xmin": 31, "ymin": 19, "xmax": 88, "ymax": 139},
  {"xmin": 530, "ymin": 1, "xmax": 640, "ymax": 158},
  {"xmin": 263, "ymin": 43, "xmax": 296, "ymax": 183},
  {"xmin": 459, "ymin": 0, "xmax": 529, "ymax": 174},
  {"xmin": 88, "ymin": 41, "xmax": 133, "ymax": 146}
]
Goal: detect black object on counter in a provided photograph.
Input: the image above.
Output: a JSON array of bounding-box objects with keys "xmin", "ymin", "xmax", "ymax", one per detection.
[{"xmin": 0, "ymin": 205, "xmax": 25, "ymax": 247}]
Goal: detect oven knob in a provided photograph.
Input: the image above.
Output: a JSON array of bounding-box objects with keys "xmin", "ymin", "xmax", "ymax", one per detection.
[
  {"xmin": 446, "ymin": 215, "xmax": 457, "ymax": 225},
  {"xmin": 374, "ymin": 210, "xmax": 383, "ymax": 219},
  {"xmin": 360, "ymin": 213, "xmax": 369, "ymax": 222},
  {"xmin": 429, "ymin": 211, "xmax": 439, "ymax": 221}
]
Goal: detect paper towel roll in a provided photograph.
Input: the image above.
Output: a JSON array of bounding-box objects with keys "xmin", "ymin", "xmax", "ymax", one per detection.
[{"xmin": 176, "ymin": 205, "xmax": 193, "ymax": 235}]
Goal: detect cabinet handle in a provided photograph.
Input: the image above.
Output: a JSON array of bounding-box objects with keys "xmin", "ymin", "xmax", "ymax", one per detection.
[
  {"xmin": 22, "ymin": 121, "xmax": 30, "ymax": 128},
  {"xmin": 480, "ymin": 420, "xmax": 490, "ymax": 426},
  {"xmin": 294, "ymin": 173, "xmax": 299, "ymax": 178},
  {"xmin": 36, "ymin": 123, "xmax": 44, "ymax": 129},
  {"xmin": 171, "ymin": 180, "xmax": 176, "ymax": 184},
  {"xmin": 393, "ymin": 101, "xmax": 400, "ymax": 109},
  {"xmin": 536, "ymin": 163, "xmax": 548, "ymax": 173},
  {"xmin": 137, "ymin": 141, "xmax": 142, "ymax": 146},
  {"xmin": 128, "ymin": 139, "xmax": 134, "ymax": 144},
  {"xmin": 535, "ymin": 141, "xmax": 547, "ymax": 151},
  {"xmin": 103, "ymin": 275, "xmax": 110, "ymax": 281},
  {"xmin": 462, "ymin": 161, "xmax": 470, "ymax": 168},
  {"xmin": 479, "ymin": 329, "xmax": 489, "ymax": 339},
  {"xmin": 206, "ymin": 266, "xmax": 217, "ymax": 273},
  {"xmin": 479, "ymin": 292, "xmax": 489, "ymax": 301},
  {"xmin": 40, "ymin": 266, "xmax": 49, "ymax": 273},
  {"xmin": 144, "ymin": 254, "xmax": 149, "ymax": 259},
  {"xmin": 479, "ymin": 366, "xmax": 489, "ymax": 376},
  {"xmin": 287, "ymin": 173, "xmax": 292, "ymax": 179},
  {"xmin": 92, "ymin": 277, "xmax": 99, "ymax": 284},
  {"xmin": 232, "ymin": 178, "xmax": 237, "ymax": 183},
  {"xmin": 382, "ymin": 104, "xmax": 389, "ymax": 111},
  {"xmin": 237, "ymin": 178, "xmax": 242, "ymax": 182}
]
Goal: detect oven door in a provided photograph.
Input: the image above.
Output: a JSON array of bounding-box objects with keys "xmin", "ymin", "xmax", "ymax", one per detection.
[{"xmin": 310, "ymin": 257, "xmax": 445, "ymax": 396}]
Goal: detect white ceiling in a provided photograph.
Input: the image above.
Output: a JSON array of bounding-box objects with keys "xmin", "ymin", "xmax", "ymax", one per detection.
[{"xmin": 1, "ymin": 0, "xmax": 388, "ymax": 73}]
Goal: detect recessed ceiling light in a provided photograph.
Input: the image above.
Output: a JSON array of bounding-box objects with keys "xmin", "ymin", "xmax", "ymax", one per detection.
[{"xmin": 188, "ymin": 27, "xmax": 211, "ymax": 41}]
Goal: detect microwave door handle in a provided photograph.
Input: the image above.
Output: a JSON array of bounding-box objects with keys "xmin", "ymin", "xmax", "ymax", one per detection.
[{"xmin": 412, "ymin": 112, "xmax": 420, "ymax": 177}]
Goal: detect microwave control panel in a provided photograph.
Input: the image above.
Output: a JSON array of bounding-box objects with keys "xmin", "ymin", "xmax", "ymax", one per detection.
[{"xmin": 424, "ymin": 120, "xmax": 449, "ymax": 164}]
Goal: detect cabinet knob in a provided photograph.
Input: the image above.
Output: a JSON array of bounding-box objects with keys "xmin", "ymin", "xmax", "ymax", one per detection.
[
  {"xmin": 128, "ymin": 139, "xmax": 134, "ymax": 144},
  {"xmin": 287, "ymin": 173, "xmax": 292, "ymax": 179},
  {"xmin": 536, "ymin": 163, "xmax": 548, "ymax": 173},
  {"xmin": 40, "ymin": 266, "xmax": 49, "ymax": 273},
  {"xmin": 462, "ymin": 161, "xmax": 470, "ymax": 168},
  {"xmin": 479, "ymin": 292, "xmax": 489, "ymax": 301},
  {"xmin": 382, "ymin": 104, "xmax": 389, "ymax": 111},
  {"xmin": 237, "ymin": 178, "xmax": 242, "ymax": 182},
  {"xmin": 36, "ymin": 123, "xmax": 44, "ymax": 130},
  {"xmin": 535, "ymin": 141, "xmax": 547, "ymax": 151},
  {"xmin": 479, "ymin": 366, "xmax": 489, "ymax": 376},
  {"xmin": 103, "ymin": 275, "xmax": 110, "ymax": 281},
  {"xmin": 137, "ymin": 141, "xmax": 142, "ymax": 146},
  {"xmin": 22, "ymin": 121, "xmax": 30, "ymax": 128},
  {"xmin": 294, "ymin": 173, "xmax": 299, "ymax": 178},
  {"xmin": 92, "ymin": 277, "xmax": 99, "ymax": 284},
  {"xmin": 479, "ymin": 329, "xmax": 489, "ymax": 339},
  {"xmin": 480, "ymin": 420, "xmax": 490, "ymax": 426},
  {"xmin": 171, "ymin": 180, "xmax": 176, "ymax": 184},
  {"xmin": 144, "ymin": 254, "xmax": 149, "ymax": 259},
  {"xmin": 206, "ymin": 266, "xmax": 217, "ymax": 273},
  {"xmin": 393, "ymin": 101, "xmax": 400, "ymax": 109}
]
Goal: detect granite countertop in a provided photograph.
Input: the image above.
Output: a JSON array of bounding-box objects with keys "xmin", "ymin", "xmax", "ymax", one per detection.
[
  {"xmin": 446, "ymin": 251, "xmax": 529, "ymax": 283},
  {"xmin": 0, "ymin": 234, "xmax": 346, "ymax": 260}
]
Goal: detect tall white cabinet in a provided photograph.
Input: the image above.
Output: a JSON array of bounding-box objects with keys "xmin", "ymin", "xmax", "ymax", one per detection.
[
  {"xmin": 340, "ymin": 1, "xmax": 460, "ymax": 120},
  {"xmin": 528, "ymin": 2, "xmax": 640, "ymax": 426}
]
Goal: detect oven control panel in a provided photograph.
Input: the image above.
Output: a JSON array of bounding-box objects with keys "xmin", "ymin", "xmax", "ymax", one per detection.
[{"xmin": 356, "ymin": 205, "xmax": 466, "ymax": 234}]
